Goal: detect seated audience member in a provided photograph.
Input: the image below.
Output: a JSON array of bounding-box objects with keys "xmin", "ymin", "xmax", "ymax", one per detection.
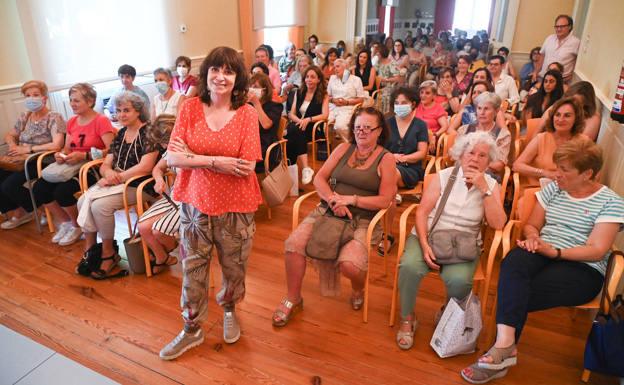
[
  {"xmin": 454, "ymin": 55, "xmax": 473, "ymax": 96},
  {"xmin": 284, "ymin": 55, "xmax": 312, "ymax": 97},
  {"xmin": 336, "ymin": 40, "xmax": 348, "ymax": 58},
  {"xmin": 295, "ymin": 48, "xmax": 307, "ymax": 58},
  {"xmin": 522, "ymin": 69, "xmax": 563, "ymax": 122},
  {"xmin": 429, "ymin": 40, "xmax": 450, "ymax": 76},
  {"xmin": 151, "ymin": 68, "xmax": 186, "ymax": 120},
  {"xmin": 321, "ymin": 47, "xmax": 339, "ymax": 82},
  {"xmin": 514, "ymin": 97, "xmax": 584, "ymax": 188},
  {"xmin": 436, "ymin": 68, "xmax": 460, "ymax": 114},
  {"xmin": 256, "ymin": 45, "xmax": 282, "ymax": 91},
  {"xmin": 520, "ymin": 47, "xmax": 541, "ymax": 90},
  {"xmin": 415, "ymin": 80, "xmax": 448, "ymax": 152},
  {"xmin": 172, "ymin": 56, "xmax": 198, "ymax": 97},
  {"xmin": 272, "ymin": 107, "xmax": 395, "ymax": 326},
  {"xmin": 390, "ymin": 39, "xmax": 409, "ymax": 69},
  {"xmin": 449, "ymin": 81, "xmax": 506, "ymax": 133},
  {"xmin": 251, "ymin": 62, "xmax": 270, "ymax": 76},
  {"xmin": 496, "ymin": 46, "xmax": 517, "ymax": 79},
  {"xmin": 468, "ymin": 46, "xmax": 486, "ymax": 72},
  {"xmin": 456, "ymin": 92, "xmax": 511, "ymax": 180},
  {"xmin": 32, "ymin": 83, "xmax": 115, "ymax": 244},
  {"xmin": 462, "ymin": 137, "xmax": 624, "ymax": 384},
  {"xmin": 352, "ymin": 49, "xmax": 377, "ymax": 93},
  {"xmin": 0, "ymin": 80, "xmax": 65, "ymax": 230},
  {"xmin": 77, "ymin": 92, "xmax": 159, "ymax": 279},
  {"xmin": 375, "ymin": 44, "xmax": 402, "ymax": 114},
  {"xmin": 248, "ymin": 73, "xmax": 283, "ymax": 172},
  {"xmin": 396, "ymin": 131, "xmax": 506, "ymax": 350},
  {"xmin": 328, "ymin": 59, "xmax": 367, "ymax": 142},
  {"xmin": 279, "ymin": 42, "xmax": 296, "ymax": 77},
  {"xmin": 385, "ymin": 36, "xmax": 395, "ymax": 53},
  {"xmin": 104, "ymin": 64, "xmax": 150, "ymax": 121},
  {"xmin": 285, "ymin": 66, "xmax": 329, "ymax": 185},
  {"xmin": 137, "ymin": 114, "xmax": 179, "ymax": 275},
  {"xmin": 488, "ymin": 55, "xmax": 520, "ymax": 105},
  {"xmin": 564, "ymin": 81, "xmax": 601, "ymax": 141},
  {"xmin": 528, "ymin": 62, "xmax": 566, "ymax": 96},
  {"xmin": 307, "ymin": 34, "xmax": 319, "ymax": 60},
  {"xmin": 405, "ymin": 45, "xmax": 427, "ymax": 87}
]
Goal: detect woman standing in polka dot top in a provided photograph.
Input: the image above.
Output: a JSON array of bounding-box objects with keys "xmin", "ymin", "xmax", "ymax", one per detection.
[{"xmin": 159, "ymin": 46, "xmax": 262, "ymax": 361}]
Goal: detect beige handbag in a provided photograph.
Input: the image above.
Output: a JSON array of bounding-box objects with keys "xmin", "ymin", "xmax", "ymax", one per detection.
[{"xmin": 261, "ymin": 161, "xmax": 293, "ymax": 207}]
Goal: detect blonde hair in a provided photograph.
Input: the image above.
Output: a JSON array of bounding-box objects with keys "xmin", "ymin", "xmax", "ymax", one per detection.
[
  {"xmin": 553, "ymin": 136, "xmax": 603, "ymax": 180},
  {"xmin": 21, "ymin": 80, "xmax": 48, "ymax": 97},
  {"xmin": 68, "ymin": 83, "xmax": 97, "ymax": 108}
]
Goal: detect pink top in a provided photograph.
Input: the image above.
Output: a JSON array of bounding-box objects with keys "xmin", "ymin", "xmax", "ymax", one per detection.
[
  {"xmin": 415, "ymin": 102, "xmax": 448, "ymax": 133},
  {"xmin": 66, "ymin": 114, "xmax": 115, "ymax": 152},
  {"xmin": 172, "ymin": 75, "xmax": 198, "ymax": 95},
  {"xmin": 171, "ymin": 98, "xmax": 263, "ymax": 215},
  {"xmin": 268, "ymin": 66, "xmax": 282, "ymax": 91}
]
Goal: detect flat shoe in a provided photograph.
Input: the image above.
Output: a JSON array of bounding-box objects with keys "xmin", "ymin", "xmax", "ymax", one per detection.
[{"xmin": 351, "ymin": 291, "xmax": 364, "ymax": 311}]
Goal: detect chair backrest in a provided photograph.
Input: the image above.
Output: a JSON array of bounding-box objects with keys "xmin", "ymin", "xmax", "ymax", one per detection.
[
  {"xmin": 525, "ymin": 118, "xmax": 541, "ymax": 143},
  {"xmin": 518, "ymin": 187, "xmax": 540, "ymax": 224},
  {"xmin": 423, "ymin": 172, "xmax": 436, "ymax": 190},
  {"xmin": 277, "ymin": 116, "xmax": 288, "ymax": 140},
  {"xmin": 501, "ymin": 100, "xmax": 510, "ymax": 113}
]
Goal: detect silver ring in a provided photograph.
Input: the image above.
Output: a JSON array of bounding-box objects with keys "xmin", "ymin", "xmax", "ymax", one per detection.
[
  {"xmin": 235, "ymin": 167, "xmax": 240, "ymax": 173},
  {"xmin": 237, "ymin": 159, "xmax": 244, "ymax": 164}
]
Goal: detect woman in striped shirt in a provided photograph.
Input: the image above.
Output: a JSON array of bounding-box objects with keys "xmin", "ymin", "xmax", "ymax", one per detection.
[{"xmin": 462, "ymin": 137, "xmax": 624, "ymax": 384}]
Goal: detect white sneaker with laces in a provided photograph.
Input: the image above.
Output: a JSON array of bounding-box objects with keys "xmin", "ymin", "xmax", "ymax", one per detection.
[
  {"xmin": 223, "ymin": 310, "xmax": 241, "ymax": 344},
  {"xmin": 52, "ymin": 222, "xmax": 71, "ymax": 243},
  {"xmin": 1, "ymin": 212, "xmax": 34, "ymax": 230},
  {"xmin": 301, "ymin": 167, "xmax": 314, "ymax": 185},
  {"xmin": 159, "ymin": 329, "xmax": 204, "ymax": 361},
  {"xmin": 59, "ymin": 226, "xmax": 83, "ymax": 246}
]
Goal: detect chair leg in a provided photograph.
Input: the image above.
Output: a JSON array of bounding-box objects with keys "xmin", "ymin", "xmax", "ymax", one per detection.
[
  {"xmin": 267, "ymin": 206, "xmax": 272, "ymax": 220},
  {"xmin": 142, "ymin": 239, "xmax": 153, "ymax": 278},
  {"xmin": 389, "ymin": 261, "xmax": 400, "ymax": 326},
  {"xmin": 125, "ymin": 207, "xmax": 133, "ymax": 235},
  {"xmin": 363, "ymin": 268, "xmax": 370, "ymax": 323},
  {"xmin": 44, "ymin": 207, "xmax": 55, "ymax": 233},
  {"xmin": 581, "ymin": 369, "xmax": 591, "ymax": 383}
]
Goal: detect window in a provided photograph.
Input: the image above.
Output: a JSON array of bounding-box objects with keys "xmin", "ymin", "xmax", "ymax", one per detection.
[
  {"xmin": 17, "ymin": 0, "xmax": 170, "ymax": 88},
  {"xmin": 263, "ymin": 27, "xmax": 291, "ymax": 58},
  {"xmin": 452, "ymin": 0, "xmax": 493, "ymax": 38}
]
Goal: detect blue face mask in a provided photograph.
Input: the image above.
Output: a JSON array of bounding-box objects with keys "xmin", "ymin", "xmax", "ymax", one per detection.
[
  {"xmin": 394, "ymin": 104, "xmax": 412, "ymax": 118},
  {"xmin": 155, "ymin": 81, "xmax": 169, "ymax": 95},
  {"xmin": 341, "ymin": 69, "xmax": 350, "ymax": 83},
  {"xmin": 25, "ymin": 97, "xmax": 44, "ymax": 112}
]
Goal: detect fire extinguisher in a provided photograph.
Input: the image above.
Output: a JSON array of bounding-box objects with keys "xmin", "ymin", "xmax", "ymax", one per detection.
[{"xmin": 611, "ymin": 62, "xmax": 624, "ymax": 124}]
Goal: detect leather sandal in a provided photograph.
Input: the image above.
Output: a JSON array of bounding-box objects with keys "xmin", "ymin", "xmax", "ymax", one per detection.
[
  {"xmin": 476, "ymin": 344, "xmax": 517, "ymax": 370},
  {"xmin": 460, "ymin": 364, "xmax": 509, "ymax": 384},
  {"xmin": 150, "ymin": 254, "xmax": 178, "ymax": 275},
  {"xmin": 272, "ymin": 298, "xmax": 303, "ymax": 327},
  {"xmin": 350, "ymin": 291, "xmax": 364, "ymax": 311},
  {"xmin": 90, "ymin": 254, "xmax": 121, "ymax": 280},
  {"xmin": 396, "ymin": 318, "xmax": 418, "ymax": 350}
]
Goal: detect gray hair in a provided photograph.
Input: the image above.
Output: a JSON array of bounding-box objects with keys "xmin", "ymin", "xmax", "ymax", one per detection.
[
  {"xmin": 474, "ymin": 91, "xmax": 502, "ymax": 110},
  {"xmin": 153, "ymin": 67, "xmax": 173, "ymax": 80},
  {"xmin": 296, "ymin": 55, "xmax": 311, "ymax": 70},
  {"xmin": 419, "ymin": 79, "xmax": 437, "ymax": 93},
  {"xmin": 449, "ymin": 131, "xmax": 500, "ymax": 163},
  {"xmin": 333, "ymin": 58, "xmax": 347, "ymax": 67},
  {"xmin": 115, "ymin": 91, "xmax": 150, "ymax": 123},
  {"xmin": 284, "ymin": 42, "xmax": 295, "ymax": 52}
]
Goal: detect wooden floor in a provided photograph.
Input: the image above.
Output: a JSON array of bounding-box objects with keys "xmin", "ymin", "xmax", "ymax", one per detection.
[{"xmin": 0, "ymin": 194, "xmax": 619, "ymax": 385}]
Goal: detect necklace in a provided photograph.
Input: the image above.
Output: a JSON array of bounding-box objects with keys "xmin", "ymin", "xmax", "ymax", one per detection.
[{"xmin": 353, "ymin": 145, "xmax": 377, "ymax": 167}]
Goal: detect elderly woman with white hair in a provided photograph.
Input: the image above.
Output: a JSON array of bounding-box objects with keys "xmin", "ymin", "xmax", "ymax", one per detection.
[
  {"xmin": 395, "ymin": 131, "xmax": 507, "ymax": 350},
  {"xmin": 278, "ymin": 42, "xmax": 297, "ymax": 77},
  {"xmin": 327, "ymin": 58, "xmax": 367, "ymax": 141},
  {"xmin": 456, "ymin": 92, "xmax": 511, "ymax": 180}
]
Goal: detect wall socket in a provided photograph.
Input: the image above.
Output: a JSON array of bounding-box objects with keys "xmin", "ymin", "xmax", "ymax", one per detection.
[{"xmin": 180, "ymin": 24, "xmax": 188, "ymax": 33}]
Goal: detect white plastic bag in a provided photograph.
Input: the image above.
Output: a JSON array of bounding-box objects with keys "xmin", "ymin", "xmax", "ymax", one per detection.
[
  {"xmin": 430, "ymin": 293, "xmax": 482, "ymax": 358},
  {"xmin": 288, "ymin": 163, "xmax": 299, "ymax": 196}
]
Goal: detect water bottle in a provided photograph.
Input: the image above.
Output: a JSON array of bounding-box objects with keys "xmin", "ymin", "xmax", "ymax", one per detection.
[{"xmin": 90, "ymin": 147, "xmax": 103, "ymax": 160}]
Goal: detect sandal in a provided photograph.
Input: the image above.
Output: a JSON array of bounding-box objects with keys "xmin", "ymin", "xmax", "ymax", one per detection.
[
  {"xmin": 460, "ymin": 364, "xmax": 508, "ymax": 384},
  {"xmin": 90, "ymin": 254, "xmax": 121, "ymax": 280},
  {"xmin": 476, "ymin": 344, "xmax": 517, "ymax": 370},
  {"xmin": 396, "ymin": 318, "xmax": 418, "ymax": 350},
  {"xmin": 150, "ymin": 254, "xmax": 178, "ymax": 275},
  {"xmin": 350, "ymin": 291, "xmax": 364, "ymax": 311},
  {"xmin": 272, "ymin": 298, "xmax": 303, "ymax": 327},
  {"xmin": 377, "ymin": 234, "xmax": 395, "ymax": 256}
]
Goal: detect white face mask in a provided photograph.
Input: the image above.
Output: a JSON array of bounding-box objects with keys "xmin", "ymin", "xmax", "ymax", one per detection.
[
  {"xmin": 341, "ymin": 69, "xmax": 350, "ymax": 83},
  {"xmin": 155, "ymin": 81, "xmax": 169, "ymax": 95},
  {"xmin": 177, "ymin": 66, "xmax": 189, "ymax": 78},
  {"xmin": 394, "ymin": 104, "xmax": 412, "ymax": 118},
  {"xmin": 249, "ymin": 87, "xmax": 264, "ymax": 99}
]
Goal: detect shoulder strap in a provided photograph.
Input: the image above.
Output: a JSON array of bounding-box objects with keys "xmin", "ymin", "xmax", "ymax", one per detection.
[
  {"xmin": 428, "ymin": 163, "xmax": 461, "ymax": 234},
  {"xmin": 492, "ymin": 125, "xmax": 502, "ymax": 139},
  {"xmin": 20, "ymin": 112, "xmax": 33, "ymax": 132}
]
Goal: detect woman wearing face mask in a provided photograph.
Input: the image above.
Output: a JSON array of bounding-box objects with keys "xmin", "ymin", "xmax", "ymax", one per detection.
[
  {"xmin": 248, "ymin": 72, "xmax": 283, "ymax": 172},
  {"xmin": 0, "ymin": 80, "xmax": 66, "ymax": 230},
  {"xmin": 328, "ymin": 59, "xmax": 367, "ymax": 142},
  {"xmin": 151, "ymin": 68, "xmax": 186, "ymax": 120},
  {"xmin": 172, "ymin": 56, "xmax": 198, "ymax": 97},
  {"xmin": 31, "ymin": 83, "xmax": 115, "ymax": 244},
  {"xmin": 522, "ymin": 69, "xmax": 564, "ymax": 122}
]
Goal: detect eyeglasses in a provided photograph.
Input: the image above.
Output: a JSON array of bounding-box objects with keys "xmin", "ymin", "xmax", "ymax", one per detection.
[
  {"xmin": 554, "ymin": 24, "xmax": 570, "ymax": 29},
  {"xmin": 354, "ymin": 125, "xmax": 380, "ymax": 134}
]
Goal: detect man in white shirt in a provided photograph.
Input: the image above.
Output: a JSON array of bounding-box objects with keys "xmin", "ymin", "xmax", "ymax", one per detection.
[
  {"xmin": 488, "ymin": 55, "xmax": 520, "ymax": 105},
  {"xmin": 535, "ymin": 14, "xmax": 580, "ymax": 82},
  {"xmin": 327, "ymin": 59, "xmax": 367, "ymax": 142}
]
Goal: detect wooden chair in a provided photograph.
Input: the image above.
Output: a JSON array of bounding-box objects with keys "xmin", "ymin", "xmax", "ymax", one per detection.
[
  {"xmin": 292, "ymin": 190, "xmax": 389, "ymax": 323},
  {"xmin": 32, "ymin": 151, "xmax": 58, "ymax": 233},
  {"xmin": 370, "ymin": 89, "xmax": 382, "ymax": 111},
  {"xmin": 514, "ymin": 118, "xmax": 541, "ymax": 157},
  {"xmin": 310, "ymin": 120, "xmax": 330, "ymax": 170},
  {"xmin": 500, "ymin": 100, "xmax": 510, "ymax": 114},
  {"xmin": 388, "ymin": 172, "xmax": 503, "ymax": 326},
  {"xmin": 262, "ymin": 116, "xmax": 289, "ymax": 219},
  {"xmin": 396, "ymin": 154, "xmax": 436, "ymax": 200}
]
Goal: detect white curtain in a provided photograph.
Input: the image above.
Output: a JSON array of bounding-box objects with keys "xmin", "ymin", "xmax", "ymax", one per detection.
[
  {"xmin": 253, "ymin": 0, "xmax": 308, "ymax": 30},
  {"xmin": 17, "ymin": 0, "xmax": 170, "ymax": 88}
]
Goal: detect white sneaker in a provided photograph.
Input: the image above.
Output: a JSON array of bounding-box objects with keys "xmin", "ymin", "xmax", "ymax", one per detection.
[
  {"xmin": 301, "ymin": 167, "xmax": 314, "ymax": 185},
  {"xmin": 58, "ymin": 226, "xmax": 83, "ymax": 246},
  {"xmin": 1, "ymin": 212, "xmax": 34, "ymax": 230},
  {"xmin": 52, "ymin": 222, "xmax": 71, "ymax": 243}
]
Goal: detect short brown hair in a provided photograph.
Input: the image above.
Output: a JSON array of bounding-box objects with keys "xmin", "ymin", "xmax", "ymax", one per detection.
[
  {"xmin": 545, "ymin": 97, "xmax": 585, "ymax": 135},
  {"xmin": 348, "ymin": 106, "xmax": 388, "ymax": 145},
  {"xmin": 249, "ymin": 72, "xmax": 273, "ymax": 104},
  {"xmin": 197, "ymin": 46, "xmax": 249, "ymax": 110},
  {"xmin": 175, "ymin": 56, "xmax": 191, "ymax": 67},
  {"xmin": 21, "ymin": 80, "xmax": 48, "ymax": 97},
  {"xmin": 553, "ymin": 136, "xmax": 602, "ymax": 179},
  {"xmin": 68, "ymin": 83, "xmax": 97, "ymax": 108}
]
